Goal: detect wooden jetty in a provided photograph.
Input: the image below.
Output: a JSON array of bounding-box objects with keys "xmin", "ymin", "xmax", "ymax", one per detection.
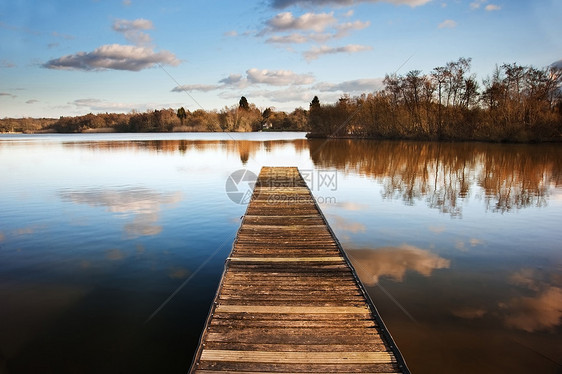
[{"xmin": 189, "ymin": 167, "xmax": 409, "ymax": 373}]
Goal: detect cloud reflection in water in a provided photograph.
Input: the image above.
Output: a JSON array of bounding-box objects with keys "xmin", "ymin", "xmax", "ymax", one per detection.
[
  {"xmin": 347, "ymin": 244, "xmax": 451, "ymax": 286},
  {"xmin": 60, "ymin": 187, "xmax": 182, "ymax": 238},
  {"xmin": 501, "ymin": 268, "xmax": 562, "ymax": 332}
]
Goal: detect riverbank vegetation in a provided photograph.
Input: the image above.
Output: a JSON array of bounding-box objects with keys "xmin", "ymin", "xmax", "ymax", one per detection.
[
  {"xmin": 1, "ymin": 58, "xmax": 560, "ymax": 142},
  {"xmin": 0, "ymin": 97, "xmax": 308, "ymax": 134},
  {"xmin": 309, "ymin": 59, "xmax": 562, "ymax": 142}
]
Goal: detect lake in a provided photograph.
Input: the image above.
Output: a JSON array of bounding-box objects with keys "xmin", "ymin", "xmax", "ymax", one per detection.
[{"xmin": 0, "ymin": 132, "xmax": 561, "ymax": 373}]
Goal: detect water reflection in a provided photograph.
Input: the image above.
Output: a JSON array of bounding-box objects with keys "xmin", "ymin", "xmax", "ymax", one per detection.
[
  {"xmin": 60, "ymin": 188, "xmax": 182, "ymax": 238},
  {"xmin": 309, "ymin": 140, "xmax": 561, "ymax": 215},
  {"xmin": 1, "ymin": 134, "xmax": 560, "ymax": 374},
  {"xmin": 347, "ymin": 245, "xmax": 451, "ymax": 286},
  {"xmin": 502, "ymin": 268, "xmax": 562, "ymax": 332},
  {"xmin": 63, "ymin": 139, "xmax": 310, "ymax": 160}
]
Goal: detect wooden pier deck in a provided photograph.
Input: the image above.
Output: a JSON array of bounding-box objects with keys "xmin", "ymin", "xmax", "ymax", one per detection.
[{"xmin": 189, "ymin": 167, "xmax": 409, "ymax": 373}]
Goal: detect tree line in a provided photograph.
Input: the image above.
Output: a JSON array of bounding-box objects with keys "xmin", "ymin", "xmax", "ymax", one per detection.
[
  {"xmin": 2, "ymin": 57, "xmax": 560, "ymax": 142},
  {"xmin": 309, "ymin": 58, "xmax": 562, "ymax": 142},
  {"xmin": 0, "ymin": 97, "xmax": 308, "ymax": 133}
]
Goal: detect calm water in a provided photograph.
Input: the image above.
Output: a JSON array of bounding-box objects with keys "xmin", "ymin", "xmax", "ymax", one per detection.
[{"xmin": 0, "ymin": 133, "xmax": 561, "ymax": 373}]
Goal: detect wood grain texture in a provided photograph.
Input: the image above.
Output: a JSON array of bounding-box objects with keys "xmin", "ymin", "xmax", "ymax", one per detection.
[{"xmin": 189, "ymin": 167, "xmax": 407, "ymax": 373}]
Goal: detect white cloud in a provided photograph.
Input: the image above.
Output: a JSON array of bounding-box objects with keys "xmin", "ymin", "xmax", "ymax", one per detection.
[
  {"xmin": 315, "ymin": 78, "xmax": 383, "ymax": 92},
  {"xmin": 112, "ymin": 18, "xmax": 153, "ymax": 32},
  {"xmin": 438, "ymin": 19, "xmax": 457, "ymax": 29},
  {"xmin": 51, "ymin": 31, "xmax": 74, "ymax": 40},
  {"xmin": 246, "ymin": 68, "xmax": 315, "ymax": 85},
  {"xmin": 271, "ymin": 0, "xmax": 431, "ymax": 8},
  {"xmin": 219, "ymin": 74, "xmax": 247, "ymax": 87},
  {"xmin": 261, "ymin": 87, "xmax": 319, "ymax": 103},
  {"xmin": 43, "ymin": 44, "xmax": 179, "ymax": 71},
  {"xmin": 173, "ymin": 69, "xmax": 315, "ymax": 93},
  {"xmin": 303, "ymin": 44, "xmax": 372, "ymax": 61},
  {"xmin": 172, "ymin": 84, "xmax": 220, "ymax": 92},
  {"xmin": 485, "ymin": 4, "xmax": 501, "ymax": 11},
  {"xmin": 471, "ymin": 0, "xmax": 500, "ymax": 11},
  {"xmin": 112, "ymin": 18, "xmax": 153, "ymax": 45},
  {"xmin": 263, "ymin": 12, "xmax": 370, "ymax": 45},
  {"xmin": 266, "ymin": 12, "xmax": 337, "ymax": 33},
  {"xmin": 70, "ymin": 98, "xmax": 167, "ymax": 112},
  {"xmin": 335, "ymin": 20, "xmax": 370, "ymax": 37},
  {"xmin": 266, "ymin": 33, "xmax": 309, "ymax": 44},
  {"xmin": 470, "ymin": 0, "xmax": 485, "ymax": 9},
  {"xmin": 224, "ymin": 30, "xmax": 238, "ymax": 37}
]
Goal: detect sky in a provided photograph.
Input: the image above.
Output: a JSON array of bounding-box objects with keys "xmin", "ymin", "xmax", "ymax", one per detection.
[{"xmin": 1, "ymin": 0, "xmax": 561, "ymax": 118}]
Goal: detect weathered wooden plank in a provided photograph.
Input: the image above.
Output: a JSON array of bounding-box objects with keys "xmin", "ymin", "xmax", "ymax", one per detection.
[
  {"xmin": 228, "ymin": 257, "xmax": 344, "ymax": 262},
  {"xmin": 200, "ymin": 350, "xmax": 396, "ymax": 364},
  {"xmin": 205, "ymin": 331, "xmax": 384, "ymax": 345},
  {"xmin": 201, "ymin": 342, "xmax": 387, "ymax": 352},
  {"xmin": 215, "ymin": 305, "xmax": 369, "ymax": 314},
  {"xmin": 195, "ymin": 370, "xmax": 401, "ymax": 374},
  {"xmin": 209, "ymin": 319, "xmax": 376, "ymax": 328},
  {"xmin": 188, "ymin": 167, "xmax": 408, "ymax": 374},
  {"xmin": 196, "ymin": 362, "xmax": 401, "ymax": 373},
  {"xmin": 211, "ymin": 312, "xmax": 373, "ymax": 321}
]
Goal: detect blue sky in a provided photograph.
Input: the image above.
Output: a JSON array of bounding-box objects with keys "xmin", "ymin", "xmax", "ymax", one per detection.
[{"xmin": 1, "ymin": 0, "xmax": 561, "ymax": 118}]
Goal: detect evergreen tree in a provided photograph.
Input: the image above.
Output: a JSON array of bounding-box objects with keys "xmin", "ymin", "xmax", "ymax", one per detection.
[{"xmin": 239, "ymin": 96, "xmax": 249, "ymax": 111}]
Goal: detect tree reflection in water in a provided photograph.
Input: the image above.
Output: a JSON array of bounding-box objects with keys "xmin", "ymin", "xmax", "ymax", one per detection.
[{"xmin": 309, "ymin": 139, "xmax": 561, "ymax": 216}]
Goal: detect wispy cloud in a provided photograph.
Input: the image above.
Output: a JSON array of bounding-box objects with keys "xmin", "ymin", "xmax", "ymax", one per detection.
[
  {"xmin": 470, "ymin": 0, "xmax": 501, "ymax": 11},
  {"xmin": 247, "ymin": 68, "xmax": 315, "ymax": 85},
  {"xmin": 271, "ymin": 0, "xmax": 432, "ymax": 8},
  {"xmin": 0, "ymin": 59, "xmax": 16, "ymax": 68},
  {"xmin": 173, "ymin": 68, "xmax": 384, "ymax": 104},
  {"xmin": 266, "ymin": 33, "xmax": 309, "ymax": 44},
  {"xmin": 112, "ymin": 18, "xmax": 153, "ymax": 45},
  {"xmin": 0, "ymin": 93, "xmax": 16, "ymax": 99},
  {"xmin": 172, "ymin": 68, "xmax": 315, "ymax": 93},
  {"xmin": 315, "ymin": 77, "xmax": 383, "ymax": 92},
  {"xmin": 70, "ymin": 98, "xmax": 178, "ymax": 112},
  {"xmin": 219, "ymin": 74, "xmax": 246, "ymax": 86},
  {"xmin": 485, "ymin": 4, "xmax": 501, "ymax": 11},
  {"xmin": 303, "ymin": 44, "xmax": 372, "ymax": 61},
  {"xmin": 470, "ymin": 0, "xmax": 485, "ymax": 9},
  {"xmin": 26, "ymin": 99, "xmax": 39, "ymax": 104},
  {"xmin": 438, "ymin": 19, "xmax": 457, "ymax": 29},
  {"xmin": 171, "ymin": 84, "xmax": 219, "ymax": 93},
  {"xmin": 51, "ymin": 31, "xmax": 74, "ymax": 40}
]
